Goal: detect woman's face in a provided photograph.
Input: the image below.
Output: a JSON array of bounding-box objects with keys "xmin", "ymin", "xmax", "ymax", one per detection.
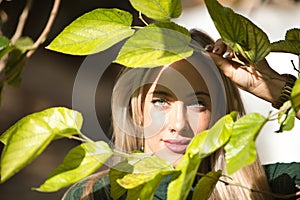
[{"xmin": 143, "ymin": 59, "xmax": 212, "ymax": 164}]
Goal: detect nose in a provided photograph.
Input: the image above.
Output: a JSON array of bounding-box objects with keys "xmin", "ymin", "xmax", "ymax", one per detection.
[{"xmin": 169, "ymin": 101, "xmax": 187, "ymax": 133}]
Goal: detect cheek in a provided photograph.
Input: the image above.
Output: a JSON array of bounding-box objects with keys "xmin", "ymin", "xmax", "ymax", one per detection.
[
  {"xmin": 143, "ymin": 106, "xmax": 168, "ymax": 138},
  {"xmin": 188, "ymin": 111, "xmax": 211, "ymax": 135}
]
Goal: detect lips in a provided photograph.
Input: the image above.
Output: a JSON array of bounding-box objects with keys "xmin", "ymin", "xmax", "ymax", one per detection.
[{"xmin": 162, "ymin": 139, "xmax": 191, "ymax": 154}]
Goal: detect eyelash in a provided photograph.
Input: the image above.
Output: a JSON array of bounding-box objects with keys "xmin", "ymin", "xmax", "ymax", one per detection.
[{"xmin": 151, "ymin": 98, "xmax": 170, "ymax": 108}]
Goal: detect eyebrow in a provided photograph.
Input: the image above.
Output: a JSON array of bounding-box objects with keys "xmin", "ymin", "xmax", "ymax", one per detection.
[{"xmin": 150, "ymin": 90, "xmax": 210, "ymax": 98}]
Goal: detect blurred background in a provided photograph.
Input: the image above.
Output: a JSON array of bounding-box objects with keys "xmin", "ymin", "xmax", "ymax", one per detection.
[{"xmin": 0, "ymin": 0, "xmax": 299, "ymax": 199}]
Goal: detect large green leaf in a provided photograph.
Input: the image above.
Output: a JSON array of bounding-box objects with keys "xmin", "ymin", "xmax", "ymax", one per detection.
[
  {"xmin": 167, "ymin": 113, "xmax": 236, "ymax": 200},
  {"xmin": 286, "ymin": 28, "xmax": 300, "ymax": 41},
  {"xmin": 47, "ymin": 8, "xmax": 135, "ymax": 55},
  {"xmin": 192, "ymin": 170, "xmax": 222, "ymax": 200},
  {"xmin": 0, "ymin": 107, "xmax": 83, "ymax": 183},
  {"xmin": 115, "ymin": 22, "xmax": 192, "ymax": 68},
  {"xmin": 36, "ymin": 141, "xmax": 112, "ymax": 192},
  {"xmin": 129, "ymin": 0, "xmax": 182, "ymax": 21},
  {"xmin": 291, "ymin": 78, "xmax": 300, "ymax": 111},
  {"xmin": 225, "ymin": 113, "xmax": 267, "ymax": 174},
  {"xmin": 204, "ymin": 0, "xmax": 270, "ymax": 63}
]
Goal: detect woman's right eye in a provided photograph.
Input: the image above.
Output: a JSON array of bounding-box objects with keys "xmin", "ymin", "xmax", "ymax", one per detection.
[{"xmin": 151, "ymin": 98, "xmax": 170, "ymax": 108}]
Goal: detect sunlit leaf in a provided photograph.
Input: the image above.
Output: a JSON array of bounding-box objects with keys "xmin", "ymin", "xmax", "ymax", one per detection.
[
  {"xmin": 36, "ymin": 141, "xmax": 112, "ymax": 192},
  {"xmin": 115, "ymin": 154, "xmax": 178, "ymax": 200},
  {"xmin": 47, "ymin": 8, "xmax": 135, "ymax": 55},
  {"xmin": 291, "ymin": 78, "xmax": 300, "ymax": 111},
  {"xmin": 129, "ymin": 0, "xmax": 182, "ymax": 21},
  {"xmin": 204, "ymin": 0, "xmax": 270, "ymax": 63},
  {"xmin": 115, "ymin": 22, "xmax": 192, "ymax": 68},
  {"xmin": 109, "ymin": 160, "xmax": 133, "ymax": 200},
  {"xmin": 0, "ymin": 36, "xmax": 10, "ymax": 51},
  {"xmin": 192, "ymin": 170, "xmax": 222, "ymax": 200},
  {"xmin": 225, "ymin": 113, "xmax": 267, "ymax": 174},
  {"xmin": 0, "ymin": 107, "xmax": 83, "ymax": 183},
  {"xmin": 276, "ymin": 101, "xmax": 295, "ymax": 133},
  {"xmin": 167, "ymin": 112, "xmax": 236, "ymax": 200}
]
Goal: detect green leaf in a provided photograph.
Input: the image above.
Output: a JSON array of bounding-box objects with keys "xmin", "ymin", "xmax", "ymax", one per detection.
[
  {"xmin": 36, "ymin": 141, "xmax": 112, "ymax": 192},
  {"xmin": 115, "ymin": 22, "xmax": 193, "ymax": 68},
  {"xmin": 271, "ymin": 40, "xmax": 300, "ymax": 55},
  {"xmin": 4, "ymin": 49, "xmax": 27, "ymax": 87},
  {"xmin": 0, "ymin": 36, "xmax": 10, "ymax": 51},
  {"xmin": 0, "ymin": 107, "xmax": 83, "ymax": 183},
  {"xmin": 116, "ymin": 155, "xmax": 178, "ymax": 200},
  {"xmin": 192, "ymin": 170, "xmax": 222, "ymax": 200},
  {"xmin": 225, "ymin": 113, "xmax": 267, "ymax": 174},
  {"xmin": 167, "ymin": 112, "xmax": 236, "ymax": 200},
  {"xmin": 204, "ymin": 0, "xmax": 270, "ymax": 63},
  {"xmin": 15, "ymin": 37, "xmax": 34, "ymax": 52},
  {"xmin": 291, "ymin": 78, "xmax": 300, "ymax": 111},
  {"xmin": 286, "ymin": 28, "xmax": 300, "ymax": 41},
  {"xmin": 109, "ymin": 161, "xmax": 133, "ymax": 200},
  {"xmin": 47, "ymin": 8, "xmax": 135, "ymax": 55},
  {"xmin": 276, "ymin": 101, "xmax": 295, "ymax": 133},
  {"xmin": 271, "ymin": 29, "xmax": 300, "ymax": 55},
  {"xmin": 129, "ymin": 0, "xmax": 182, "ymax": 21}
]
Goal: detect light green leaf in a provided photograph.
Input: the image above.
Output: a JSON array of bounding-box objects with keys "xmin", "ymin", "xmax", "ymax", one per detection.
[
  {"xmin": 36, "ymin": 141, "xmax": 112, "ymax": 192},
  {"xmin": 271, "ymin": 40, "xmax": 300, "ymax": 55},
  {"xmin": 116, "ymin": 154, "xmax": 178, "ymax": 200},
  {"xmin": 129, "ymin": 0, "xmax": 182, "ymax": 21},
  {"xmin": 291, "ymin": 78, "xmax": 300, "ymax": 111},
  {"xmin": 225, "ymin": 113, "xmax": 267, "ymax": 174},
  {"xmin": 0, "ymin": 107, "xmax": 83, "ymax": 183},
  {"xmin": 167, "ymin": 112, "xmax": 236, "ymax": 200},
  {"xmin": 115, "ymin": 22, "xmax": 192, "ymax": 68},
  {"xmin": 192, "ymin": 170, "xmax": 222, "ymax": 200},
  {"xmin": 47, "ymin": 8, "xmax": 135, "ymax": 55},
  {"xmin": 15, "ymin": 37, "xmax": 34, "ymax": 52},
  {"xmin": 109, "ymin": 160, "xmax": 133, "ymax": 200},
  {"xmin": 204, "ymin": 0, "xmax": 270, "ymax": 63},
  {"xmin": 276, "ymin": 101, "xmax": 295, "ymax": 133}
]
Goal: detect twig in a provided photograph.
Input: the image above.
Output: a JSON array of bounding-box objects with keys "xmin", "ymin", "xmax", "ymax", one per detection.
[
  {"xmin": 11, "ymin": 0, "xmax": 33, "ymax": 43},
  {"xmin": 26, "ymin": 0, "xmax": 61, "ymax": 57},
  {"xmin": 138, "ymin": 11, "xmax": 149, "ymax": 26},
  {"xmin": 291, "ymin": 60, "xmax": 300, "ymax": 74}
]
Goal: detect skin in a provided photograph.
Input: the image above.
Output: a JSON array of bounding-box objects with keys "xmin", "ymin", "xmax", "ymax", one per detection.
[
  {"xmin": 207, "ymin": 39, "xmax": 300, "ymax": 120},
  {"xmin": 142, "ymin": 59, "xmax": 212, "ymax": 164}
]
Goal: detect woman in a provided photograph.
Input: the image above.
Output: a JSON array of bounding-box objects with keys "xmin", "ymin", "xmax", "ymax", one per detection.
[{"xmin": 62, "ymin": 30, "xmax": 273, "ymax": 199}]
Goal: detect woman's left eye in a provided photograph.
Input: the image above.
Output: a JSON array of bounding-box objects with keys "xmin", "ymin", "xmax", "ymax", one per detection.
[
  {"xmin": 188, "ymin": 100, "xmax": 207, "ymax": 111},
  {"xmin": 151, "ymin": 98, "xmax": 170, "ymax": 108}
]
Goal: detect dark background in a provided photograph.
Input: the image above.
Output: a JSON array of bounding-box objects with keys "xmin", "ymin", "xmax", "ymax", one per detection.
[{"xmin": 0, "ymin": 0, "xmax": 138, "ymax": 199}]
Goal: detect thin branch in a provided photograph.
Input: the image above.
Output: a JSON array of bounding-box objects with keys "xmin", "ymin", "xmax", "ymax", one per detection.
[
  {"xmin": 138, "ymin": 11, "xmax": 149, "ymax": 26},
  {"xmin": 26, "ymin": 0, "xmax": 61, "ymax": 57},
  {"xmin": 11, "ymin": 0, "xmax": 33, "ymax": 43}
]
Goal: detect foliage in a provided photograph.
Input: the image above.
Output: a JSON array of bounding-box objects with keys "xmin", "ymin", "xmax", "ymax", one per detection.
[{"xmin": 0, "ymin": 0, "xmax": 300, "ymax": 199}]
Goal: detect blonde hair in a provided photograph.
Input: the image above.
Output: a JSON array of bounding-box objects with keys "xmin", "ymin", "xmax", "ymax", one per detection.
[{"xmin": 110, "ymin": 29, "xmax": 272, "ymax": 199}]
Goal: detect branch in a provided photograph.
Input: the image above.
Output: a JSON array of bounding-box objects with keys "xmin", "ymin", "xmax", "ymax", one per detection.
[
  {"xmin": 11, "ymin": 0, "xmax": 33, "ymax": 43},
  {"xmin": 26, "ymin": 0, "xmax": 61, "ymax": 57}
]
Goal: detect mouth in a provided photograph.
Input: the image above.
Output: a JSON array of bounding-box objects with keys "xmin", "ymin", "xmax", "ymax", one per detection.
[{"xmin": 162, "ymin": 139, "xmax": 191, "ymax": 154}]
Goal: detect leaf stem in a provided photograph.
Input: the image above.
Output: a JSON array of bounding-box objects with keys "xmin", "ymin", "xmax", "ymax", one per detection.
[
  {"xmin": 138, "ymin": 11, "xmax": 148, "ymax": 26},
  {"xmin": 27, "ymin": 0, "xmax": 61, "ymax": 58}
]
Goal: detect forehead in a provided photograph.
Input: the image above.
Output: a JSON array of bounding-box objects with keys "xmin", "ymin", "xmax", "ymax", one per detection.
[{"xmin": 153, "ymin": 59, "xmax": 209, "ymax": 97}]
